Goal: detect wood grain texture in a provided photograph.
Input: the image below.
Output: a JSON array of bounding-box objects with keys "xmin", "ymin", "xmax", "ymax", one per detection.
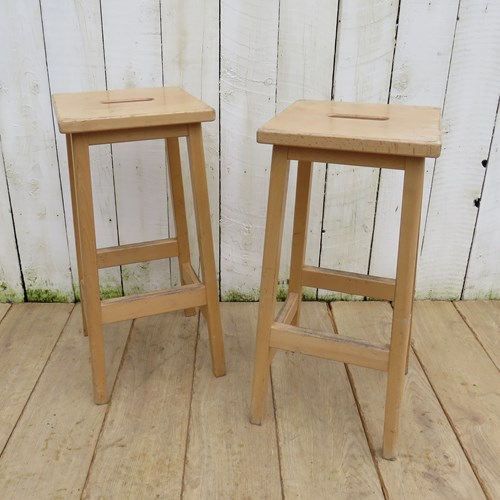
[
  {"xmin": 183, "ymin": 303, "xmax": 281, "ymax": 498},
  {"xmin": 275, "ymin": 0, "xmax": 338, "ymax": 294},
  {"xmin": 463, "ymin": 109, "xmax": 500, "ymax": 299},
  {"xmin": 369, "ymin": 0, "xmax": 458, "ymax": 279},
  {"xmin": 417, "ymin": 0, "xmax": 500, "ymax": 298},
  {"xmin": 161, "ymin": 0, "xmax": 220, "ymax": 286},
  {"xmin": 454, "ymin": 300, "xmax": 500, "ymax": 371},
  {"xmin": 0, "ymin": 304, "xmax": 73, "ymax": 453},
  {"xmin": 0, "ymin": 148, "xmax": 23, "ymax": 302},
  {"xmin": 412, "ymin": 301, "xmax": 500, "ymax": 499},
  {"xmin": 100, "ymin": 0, "xmax": 172, "ymax": 294},
  {"xmin": 0, "ymin": 306, "xmax": 130, "ymax": 499},
  {"xmin": 219, "ymin": 0, "xmax": 280, "ymax": 299},
  {"xmin": 332, "ymin": 301, "xmax": 485, "ymax": 499},
  {"xmin": 272, "ymin": 303, "xmax": 383, "ymax": 498},
  {"xmin": 0, "ymin": 1, "xmax": 74, "ymax": 300},
  {"xmin": 83, "ymin": 311, "xmax": 197, "ymax": 498},
  {"xmin": 0, "ymin": 305, "xmax": 10, "ymax": 323},
  {"xmin": 319, "ymin": 0, "xmax": 399, "ymax": 299}
]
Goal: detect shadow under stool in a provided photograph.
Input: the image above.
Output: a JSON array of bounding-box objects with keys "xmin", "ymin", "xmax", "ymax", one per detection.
[
  {"xmin": 53, "ymin": 87, "xmax": 225, "ymax": 404},
  {"xmin": 250, "ymin": 100, "xmax": 441, "ymax": 459}
]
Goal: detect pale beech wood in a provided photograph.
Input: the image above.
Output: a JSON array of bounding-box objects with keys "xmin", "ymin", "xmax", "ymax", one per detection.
[
  {"xmin": 454, "ymin": 300, "xmax": 500, "ymax": 369},
  {"xmin": 412, "ymin": 301, "xmax": 500, "ymax": 499},
  {"xmin": 72, "ymin": 134, "xmax": 108, "ymax": 404},
  {"xmin": 250, "ymin": 146, "xmax": 290, "ymax": 424},
  {"xmin": 0, "ymin": 304, "xmax": 10, "ymax": 323},
  {"xmin": 0, "ymin": 306, "xmax": 130, "ymax": 499},
  {"xmin": 288, "ymin": 147, "xmax": 407, "ymax": 170},
  {"xmin": 0, "ymin": 304, "xmax": 73, "ymax": 453},
  {"xmin": 332, "ymin": 301, "xmax": 486, "ymax": 499},
  {"xmin": 258, "ymin": 100, "xmax": 441, "ymax": 157},
  {"xmin": 167, "ymin": 136, "xmax": 196, "ymax": 316},
  {"xmin": 96, "ymin": 238, "xmax": 179, "ymax": 269},
  {"xmin": 101, "ymin": 284, "xmax": 206, "ymax": 324},
  {"xmin": 288, "ymin": 161, "xmax": 312, "ymax": 325},
  {"xmin": 302, "ymin": 265, "xmax": 395, "ymax": 301},
  {"xmin": 66, "ymin": 135, "xmax": 87, "ymax": 336},
  {"xmin": 186, "ymin": 123, "xmax": 225, "ymax": 376},
  {"xmin": 84, "ymin": 124, "xmax": 189, "ymax": 146},
  {"xmin": 275, "ymin": 292, "xmax": 299, "ymax": 324},
  {"xmin": 183, "ymin": 303, "xmax": 282, "ymax": 499},
  {"xmin": 272, "ymin": 303, "xmax": 384, "ymax": 498},
  {"xmin": 270, "ymin": 322, "xmax": 389, "ymax": 371},
  {"xmin": 53, "ymin": 87, "xmax": 215, "ymax": 133},
  {"xmin": 181, "ymin": 262, "xmax": 200, "ymax": 285},
  {"xmin": 83, "ymin": 312, "xmax": 197, "ymax": 499},
  {"xmin": 383, "ymin": 158, "xmax": 425, "ymax": 459}
]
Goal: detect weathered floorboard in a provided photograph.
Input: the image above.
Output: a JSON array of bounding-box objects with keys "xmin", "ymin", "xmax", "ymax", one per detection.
[
  {"xmin": 183, "ymin": 303, "xmax": 281, "ymax": 499},
  {"xmin": 412, "ymin": 301, "xmax": 500, "ymax": 499},
  {"xmin": 0, "ymin": 306, "xmax": 130, "ymax": 499},
  {"xmin": 332, "ymin": 301, "xmax": 485, "ymax": 499},
  {"xmin": 0, "ymin": 304, "xmax": 73, "ymax": 455},
  {"xmin": 272, "ymin": 302, "xmax": 383, "ymax": 498},
  {"xmin": 455, "ymin": 300, "xmax": 500, "ymax": 369},
  {"xmin": 82, "ymin": 311, "xmax": 198, "ymax": 498}
]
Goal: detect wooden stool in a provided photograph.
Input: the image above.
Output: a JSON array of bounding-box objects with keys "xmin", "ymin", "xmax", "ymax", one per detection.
[
  {"xmin": 250, "ymin": 100, "xmax": 441, "ymax": 459},
  {"xmin": 53, "ymin": 87, "xmax": 225, "ymax": 404}
]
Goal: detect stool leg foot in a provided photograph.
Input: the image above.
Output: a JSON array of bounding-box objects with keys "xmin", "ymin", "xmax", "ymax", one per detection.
[
  {"xmin": 289, "ymin": 161, "xmax": 313, "ymax": 326},
  {"xmin": 187, "ymin": 124, "xmax": 225, "ymax": 376},
  {"xmin": 250, "ymin": 146, "xmax": 290, "ymax": 423},
  {"xmin": 166, "ymin": 137, "xmax": 196, "ymax": 317},
  {"xmin": 383, "ymin": 159, "xmax": 424, "ymax": 458}
]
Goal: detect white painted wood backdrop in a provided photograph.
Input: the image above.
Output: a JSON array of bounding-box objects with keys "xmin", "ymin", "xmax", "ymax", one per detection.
[{"xmin": 0, "ymin": 0, "xmax": 499, "ymax": 302}]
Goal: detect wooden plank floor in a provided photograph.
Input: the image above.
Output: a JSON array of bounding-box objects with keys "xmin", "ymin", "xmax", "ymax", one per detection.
[{"xmin": 0, "ymin": 301, "xmax": 498, "ymax": 499}]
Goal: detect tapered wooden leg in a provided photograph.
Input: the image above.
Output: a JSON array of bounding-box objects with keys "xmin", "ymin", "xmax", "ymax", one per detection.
[
  {"xmin": 383, "ymin": 158, "xmax": 425, "ymax": 459},
  {"xmin": 67, "ymin": 135, "xmax": 88, "ymax": 337},
  {"xmin": 166, "ymin": 137, "xmax": 196, "ymax": 317},
  {"xmin": 250, "ymin": 146, "xmax": 290, "ymax": 424},
  {"xmin": 72, "ymin": 134, "xmax": 108, "ymax": 404},
  {"xmin": 288, "ymin": 161, "xmax": 313, "ymax": 326},
  {"xmin": 186, "ymin": 124, "xmax": 225, "ymax": 377}
]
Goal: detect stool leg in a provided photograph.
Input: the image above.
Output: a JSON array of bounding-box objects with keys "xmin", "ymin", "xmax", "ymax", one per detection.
[
  {"xmin": 288, "ymin": 161, "xmax": 313, "ymax": 326},
  {"xmin": 66, "ymin": 135, "xmax": 88, "ymax": 337},
  {"xmin": 250, "ymin": 146, "xmax": 290, "ymax": 424},
  {"xmin": 166, "ymin": 137, "xmax": 196, "ymax": 317},
  {"xmin": 186, "ymin": 124, "xmax": 225, "ymax": 377},
  {"xmin": 72, "ymin": 134, "xmax": 108, "ymax": 404},
  {"xmin": 383, "ymin": 158, "xmax": 425, "ymax": 459}
]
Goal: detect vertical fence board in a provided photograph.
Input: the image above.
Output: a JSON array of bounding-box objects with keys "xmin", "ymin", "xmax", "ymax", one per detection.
[
  {"xmin": 0, "ymin": 1, "xmax": 73, "ymax": 301},
  {"xmin": 369, "ymin": 0, "xmax": 459, "ymax": 279},
  {"xmin": 463, "ymin": 108, "xmax": 500, "ymax": 299},
  {"xmin": 318, "ymin": 0, "xmax": 399, "ymax": 298},
  {"xmin": 417, "ymin": 0, "xmax": 500, "ymax": 299},
  {"xmin": 0, "ymin": 143, "xmax": 23, "ymax": 302},
  {"xmin": 41, "ymin": 0, "xmax": 122, "ymax": 299},
  {"xmin": 275, "ymin": 0, "xmax": 338, "ymax": 298},
  {"xmin": 101, "ymin": 0, "xmax": 171, "ymax": 294},
  {"xmin": 161, "ymin": 0, "xmax": 220, "ymax": 287},
  {"xmin": 219, "ymin": 0, "xmax": 280, "ymax": 299}
]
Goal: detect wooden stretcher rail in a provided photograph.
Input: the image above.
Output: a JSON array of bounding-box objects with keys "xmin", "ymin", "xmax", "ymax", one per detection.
[
  {"xmin": 101, "ymin": 283, "xmax": 207, "ymax": 324},
  {"xmin": 302, "ymin": 265, "xmax": 395, "ymax": 301},
  {"xmin": 96, "ymin": 238, "xmax": 179, "ymax": 269},
  {"xmin": 270, "ymin": 322, "xmax": 390, "ymax": 371},
  {"xmin": 287, "ymin": 146, "xmax": 407, "ymax": 170},
  {"xmin": 82, "ymin": 124, "xmax": 189, "ymax": 145}
]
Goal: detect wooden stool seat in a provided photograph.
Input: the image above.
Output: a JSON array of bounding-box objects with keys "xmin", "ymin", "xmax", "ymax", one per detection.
[
  {"xmin": 250, "ymin": 100, "xmax": 441, "ymax": 460},
  {"xmin": 53, "ymin": 87, "xmax": 225, "ymax": 405}
]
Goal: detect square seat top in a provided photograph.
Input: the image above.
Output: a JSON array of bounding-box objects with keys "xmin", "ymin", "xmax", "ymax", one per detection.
[
  {"xmin": 257, "ymin": 100, "xmax": 442, "ymax": 158},
  {"xmin": 52, "ymin": 87, "xmax": 215, "ymax": 134}
]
